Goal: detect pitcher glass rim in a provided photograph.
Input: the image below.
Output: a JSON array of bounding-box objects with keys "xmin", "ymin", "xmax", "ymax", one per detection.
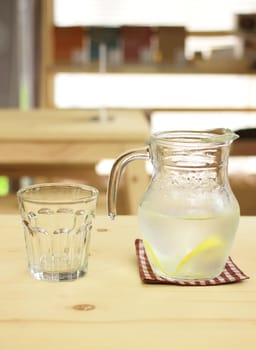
[{"xmin": 150, "ymin": 128, "xmax": 239, "ymax": 148}]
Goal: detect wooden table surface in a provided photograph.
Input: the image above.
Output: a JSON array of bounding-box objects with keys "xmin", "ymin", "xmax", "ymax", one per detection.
[
  {"xmin": 0, "ymin": 109, "xmax": 149, "ymax": 163},
  {"xmin": 0, "ymin": 215, "xmax": 255, "ymax": 350}
]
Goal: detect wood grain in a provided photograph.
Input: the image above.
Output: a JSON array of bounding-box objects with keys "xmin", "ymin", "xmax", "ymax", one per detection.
[{"xmin": 0, "ymin": 215, "xmax": 255, "ymax": 350}]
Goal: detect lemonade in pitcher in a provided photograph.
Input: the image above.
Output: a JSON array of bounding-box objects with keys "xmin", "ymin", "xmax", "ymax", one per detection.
[
  {"xmin": 138, "ymin": 205, "xmax": 239, "ymax": 280},
  {"xmin": 107, "ymin": 129, "xmax": 240, "ymax": 281}
]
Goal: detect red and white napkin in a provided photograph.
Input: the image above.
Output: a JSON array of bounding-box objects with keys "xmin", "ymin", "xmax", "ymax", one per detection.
[{"xmin": 135, "ymin": 239, "xmax": 249, "ymax": 286}]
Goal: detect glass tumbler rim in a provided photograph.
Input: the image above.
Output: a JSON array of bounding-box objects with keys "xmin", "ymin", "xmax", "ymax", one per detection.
[{"xmin": 17, "ymin": 182, "xmax": 99, "ymax": 205}]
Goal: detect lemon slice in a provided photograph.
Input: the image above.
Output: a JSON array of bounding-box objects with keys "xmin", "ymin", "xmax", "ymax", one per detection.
[
  {"xmin": 144, "ymin": 239, "xmax": 172, "ymax": 276},
  {"xmin": 172, "ymin": 236, "xmax": 223, "ymax": 276},
  {"xmin": 144, "ymin": 236, "xmax": 223, "ymax": 278}
]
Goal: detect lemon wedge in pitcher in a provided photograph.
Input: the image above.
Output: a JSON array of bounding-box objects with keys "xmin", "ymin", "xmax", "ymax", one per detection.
[
  {"xmin": 172, "ymin": 236, "xmax": 223, "ymax": 277},
  {"xmin": 144, "ymin": 239, "xmax": 172, "ymax": 276},
  {"xmin": 144, "ymin": 236, "xmax": 224, "ymax": 278}
]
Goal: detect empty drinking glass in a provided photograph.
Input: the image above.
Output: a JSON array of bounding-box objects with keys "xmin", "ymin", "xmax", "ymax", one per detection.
[{"xmin": 17, "ymin": 183, "xmax": 98, "ymax": 282}]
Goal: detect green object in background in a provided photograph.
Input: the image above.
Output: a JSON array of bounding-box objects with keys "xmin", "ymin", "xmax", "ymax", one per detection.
[
  {"xmin": 19, "ymin": 83, "xmax": 29, "ymax": 110},
  {"xmin": 0, "ymin": 176, "xmax": 9, "ymax": 196}
]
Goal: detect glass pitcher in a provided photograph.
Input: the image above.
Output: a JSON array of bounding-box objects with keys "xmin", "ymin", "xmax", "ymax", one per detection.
[{"xmin": 107, "ymin": 129, "xmax": 240, "ymax": 281}]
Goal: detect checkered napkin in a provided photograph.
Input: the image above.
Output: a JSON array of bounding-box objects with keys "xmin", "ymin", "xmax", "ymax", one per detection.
[{"xmin": 135, "ymin": 239, "xmax": 249, "ymax": 286}]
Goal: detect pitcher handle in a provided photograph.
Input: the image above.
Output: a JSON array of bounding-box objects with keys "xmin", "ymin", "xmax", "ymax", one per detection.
[{"xmin": 107, "ymin": 147, "xmax": 149, "ymax": 219}]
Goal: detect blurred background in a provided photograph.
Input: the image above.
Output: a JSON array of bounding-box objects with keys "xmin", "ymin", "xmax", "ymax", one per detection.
[{"xmin": 1, "ymin": 0, "xmax": 256, "ymax": 214}]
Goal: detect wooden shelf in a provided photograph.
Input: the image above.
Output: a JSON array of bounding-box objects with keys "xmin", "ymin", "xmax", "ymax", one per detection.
[
  {"xmin": 40, "ymin": 0, "xmax": 254, "ymax": 107},
  {"xmin": 49, "ymin": 59, "xmax": 252, "ymax": 75}
]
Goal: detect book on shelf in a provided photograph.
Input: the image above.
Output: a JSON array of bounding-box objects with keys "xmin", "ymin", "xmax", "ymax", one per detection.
[
  {"xmin": 53, "ymin": 25, "xmax": 188, "ymax": 67},
  {"xmin": 88, "ymin": 27, "xmax": 120, "ymax": 62},
  {"xmin": 157, "ymin": 26, "xmax": 186, "ymax": 64},
  {"xmin": 121, "ymin": 26, "xmax": 154, "ymax": 63},
  {"xmin": 54, "ymin": 26, "xmax": 87, "ymax": 64}
]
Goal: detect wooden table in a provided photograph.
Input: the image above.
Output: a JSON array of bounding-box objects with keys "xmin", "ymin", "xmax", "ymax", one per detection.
[
  {"xmin": 0, "ymin": 215, "xmax": 255, "ymax": 350},
  {"xmin": 0, "ymin": 109, "xmax": 150, "ymax": 214}
]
